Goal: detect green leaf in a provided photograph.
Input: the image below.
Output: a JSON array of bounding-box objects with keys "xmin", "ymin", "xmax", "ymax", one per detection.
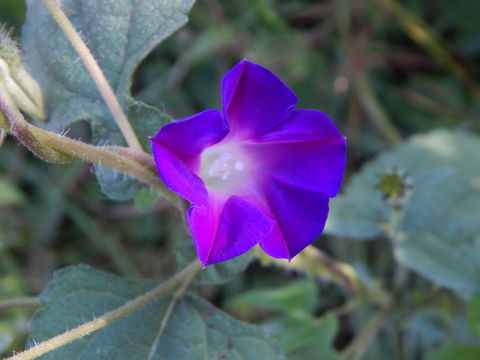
[
  {"xmin": 394, "ymin": 231, "xmax": 480, "ymax": 293},
  {"xmin": 230, "ymin": 280, "xmax": 340, "ymax": 359},
  {"xmin": 174, "ymin": 239, "xmax": 253, "ymax": 285},
  {"xmin": 325, "ymin": 197, "xmax": 385, "ymax": 240},
  {"xmin": 231, "ymin": 278, "xmax": 317, "ymax": 315},
  {"xmin": 287, "ymin": 313, "xmax": 341, "ymax": 360},
  {"xmin": 28, "ymin": 265, "xmax": 285, "ymax": 360},
  {"xmin": 325, "ymin": 130, "xmax": 480, "ymax": 292},
  {"xmin": 134, "ymin": 187, "xmax": 160, "ymax": 211},
  {"xmin": 468, "ymin": 296, "xmax": 480, "ymax": 338},
  {"xmin": 0, "ymin": 178, "xmax": 23, "ymax": 206},
  {"xmin": 22, "ymin": 0, "xmax": 192, "ymax": 200},
  {"xmin": 426, "ymin": 345, "xmax": 480, "ymax": 360}
]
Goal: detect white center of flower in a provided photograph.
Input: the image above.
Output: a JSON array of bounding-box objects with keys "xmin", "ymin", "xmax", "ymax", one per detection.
[{"xmin": 200, "ymin": 145, "xmax": 248, "ymax": 193}]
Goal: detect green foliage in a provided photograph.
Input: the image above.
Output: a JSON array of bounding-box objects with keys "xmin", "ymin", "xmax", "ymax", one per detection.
[
  {"xmin": 426, "ymin": 345, "xmax": 480, "ymax": 360},
  {"xmin": 21, "ymin": 0, "xmax": 191, "ymax": 200},
  {"xmin": 326, "ymin": 130, "xmax": 480, "ymax": 292},
  {"xmin": 231, "ymin": 279, "xmax": 341, "ymax": 359},
  {"xmin": 175, "ymin": 239, "xmax": 253, "ymax": 285},
  {"xmin": 0, "ymin": 178, "xmax": 23, "ymax": 206},
  {"xmin": 0, "ymin": 334, "xmax": 12, "ymax": 354},
  {"xmin": 287, "ymin": 314, "xmax": 341, "ymax": 360},
  {"xmin": 28, "ymin": 265, "xmax": 285, "ymax": 360},
  {"xmin": 232, "ymin": 278, "xmax": 317, "ymax": 315},
  {"xmin": 133, "ymin": 187, "xmax": 160, "ymax": 211},
  {"xmin": 2, "ymin": 0, "xmax": 480, "ymax": 359},
  {"xmin": 468, "ymin": 296, "xmax": 480, "ymax": 338}
]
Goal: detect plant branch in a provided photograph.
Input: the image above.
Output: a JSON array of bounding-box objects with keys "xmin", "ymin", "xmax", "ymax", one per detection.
[
  {"xmin": 0, "ymin": 297, "xmax": 40, "ymax": 312},
  {"xmin": 41, "ymin": 0, "xmax": 143, "ymax": 151},
  {"xmin": 0, "ymin": 85, "xmax": 178, "ymax": 206},
  {"xmin": 5, "ymin": 260, "xmax": 202, "ymax": 360}
]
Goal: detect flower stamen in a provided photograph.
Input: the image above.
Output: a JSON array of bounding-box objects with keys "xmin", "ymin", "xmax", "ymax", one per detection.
[{"xmin": 200, "ymin": 146, "xmax": 248, "ymax": 193}]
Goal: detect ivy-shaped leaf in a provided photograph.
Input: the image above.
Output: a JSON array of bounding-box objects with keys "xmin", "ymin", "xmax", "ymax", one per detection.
[
  {"xmin": 22, "ymin": 0, "xmax": 193, "ymax": 200},
  {"xmin": 27, "ymin": 265, "xmax": 285, "ymax": 360}
]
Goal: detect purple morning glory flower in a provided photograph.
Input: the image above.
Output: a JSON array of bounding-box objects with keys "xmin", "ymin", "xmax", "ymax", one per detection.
[{"xmin": 151, "ymin": 60, "xmax": 346, "ymax": 266}]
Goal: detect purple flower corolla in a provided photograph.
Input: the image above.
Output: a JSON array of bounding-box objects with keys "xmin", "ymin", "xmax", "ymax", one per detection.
[{"xmin": 151, "ymin": 60, "xmax": 346, "ymax": 266}]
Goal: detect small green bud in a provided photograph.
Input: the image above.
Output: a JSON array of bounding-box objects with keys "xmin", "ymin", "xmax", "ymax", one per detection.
[
  {"xmin": 0, "ymin": 26, "xmax": 45, "ymax": 122},
  {"xmin": 376, "ymin": 167, "xmax": 413, "ymax": 209}
]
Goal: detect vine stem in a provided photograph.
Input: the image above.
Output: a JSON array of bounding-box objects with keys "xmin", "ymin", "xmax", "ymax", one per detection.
[
  {"xmin": 41, "ymin": 0, "xmax": 143, "ymax": 152},
  {"xmin": 0, "ymin": 85, "xmax": 178, "ymax": 206},
  {"xmin": 5, "ymin": 260, "xmax": 202, "ymax": 360}
]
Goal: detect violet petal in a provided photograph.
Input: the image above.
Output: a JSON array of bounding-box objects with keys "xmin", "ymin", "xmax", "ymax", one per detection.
[
  {"xmin": 187, "ymin": 194, "xmax": 274, "ymax": 266},
  {"xmin": 244, "ymin": 109, "xmax": 346, "ymax": 197},
  {"xmin": 150, "ymin": 109, "xmax": 228, "ymax": 205},
  {"xmin": 258, "ymin": 179, "xmax": 329, "ymax": 259},
  {"xmin": 222, "ymin": 59, "xmax": 297, "ymax": 139}
]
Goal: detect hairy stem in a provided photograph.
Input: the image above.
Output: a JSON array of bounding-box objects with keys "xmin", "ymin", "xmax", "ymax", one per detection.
[
  {"xmin": 5, "ymin": 260, "xmax": 202, "ymax": 360},
  {"xmin": 0, "ymin": 85, "xmax": 178, "ymax": 206},
  {"xmin": 41, "ymin": 0, "xmax": 143, "ymax": 151}
]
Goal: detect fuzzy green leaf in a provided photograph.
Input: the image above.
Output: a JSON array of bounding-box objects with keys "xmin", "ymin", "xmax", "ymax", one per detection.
[
  {"xmin": 22, "ymin": 0, "xmax": 192, "ymax": 200},
  {"xmin": 27, "ymin": 265, "xmax": 285, "ymax": 360}
]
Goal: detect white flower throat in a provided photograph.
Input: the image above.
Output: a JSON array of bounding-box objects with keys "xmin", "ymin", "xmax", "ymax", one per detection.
[
  {"xmin": 200, "ymin": 145, "xmax": 248, "ymax": 193},
  {"xmin": 208, "ymin": 153, "xmax": 244, "ymax": 180}
]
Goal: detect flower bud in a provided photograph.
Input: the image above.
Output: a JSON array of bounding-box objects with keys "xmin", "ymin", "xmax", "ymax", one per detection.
[
  {"xmin": 0, "ymin": 26, "xmax": 45, "ymax": 122},
  {"xmin": 376, "ymin": 167, "xmax": 413, "ymax": 209}
]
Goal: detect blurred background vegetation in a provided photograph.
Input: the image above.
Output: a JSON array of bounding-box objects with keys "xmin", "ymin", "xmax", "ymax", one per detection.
[{"xmin": 1, "ymin": 0, "xmax": 480, "ymax": 359}]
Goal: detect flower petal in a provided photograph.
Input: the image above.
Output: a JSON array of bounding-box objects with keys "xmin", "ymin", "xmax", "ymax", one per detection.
[
  {"xmin": 259, "ymin": 109, "xmax": 344, "ymax": 143},
  {"xmin": 258, "ymin": 179, "xmax": 329, "ymax": 260},
  {"xmin": 187, "ymin": 194, "xmax": 274, "ymax": 266},
  {"xmin": 150, "ymin": 109, "xmax": 228, "ymax": 205},
  {"xmin": 243, "ymin": 109, "xmax": 346, "ymax": 197},
  {"xmin": 222, "ymin": 59, "xmax": 297, "ymax": 139}
]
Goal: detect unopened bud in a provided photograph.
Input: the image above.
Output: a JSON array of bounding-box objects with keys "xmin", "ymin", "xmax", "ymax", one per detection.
[
  {"xmin": 0, "ymin": 26, "xmax": 45, "ymax": 122},
  {"xmin": 376, "ymin": 167, "xmax": 413, "ymax": 209}
]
